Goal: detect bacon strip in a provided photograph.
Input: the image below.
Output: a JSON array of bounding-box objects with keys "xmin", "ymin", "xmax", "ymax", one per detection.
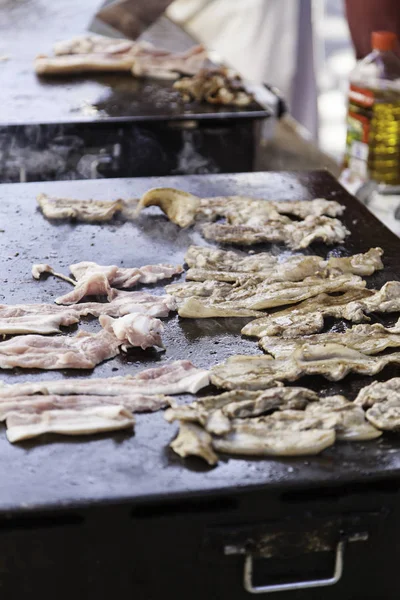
[
  {"xmin": 0, "ymin": 360, "xmax": 210, "ymax": 396},
  {"xmin": 6, "ymin": 406, "xmax": 135, "ymax": 443}
]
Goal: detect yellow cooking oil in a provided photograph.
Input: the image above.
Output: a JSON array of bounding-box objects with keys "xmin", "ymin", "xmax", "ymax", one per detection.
[
  {"xmin": 345, "ymin": 31, "xmax": 400, "ymax": 187},
  {"xmin": 368, "ymin": 91, "xmax": 400, "ymax": 185}
]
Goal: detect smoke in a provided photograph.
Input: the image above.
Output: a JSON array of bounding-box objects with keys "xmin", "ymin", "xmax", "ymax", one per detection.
[{"xmin": 173, "ymin": 129, "xmax": 219, "ymax": 175}]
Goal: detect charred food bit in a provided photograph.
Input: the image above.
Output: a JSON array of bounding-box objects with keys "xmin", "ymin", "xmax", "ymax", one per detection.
[{"xmin": 174, "ymin": 67, "xmax": 253, "ymax": 106}]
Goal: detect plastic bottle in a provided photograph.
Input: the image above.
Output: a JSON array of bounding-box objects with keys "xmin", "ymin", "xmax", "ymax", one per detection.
[{"xmin": 345, "ymin": 31, "xmax": 400, "ymax": 187}]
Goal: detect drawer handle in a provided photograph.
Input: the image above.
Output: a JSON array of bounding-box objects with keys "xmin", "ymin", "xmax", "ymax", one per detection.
[{"xmin": 243, "ymin": 540, "xmax": 344, "ymax": 595}]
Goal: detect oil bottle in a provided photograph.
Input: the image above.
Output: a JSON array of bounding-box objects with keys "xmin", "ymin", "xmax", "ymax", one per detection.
[{"xmin": 345, "ymin": 31, "xmax": 400, "ymax": 187}]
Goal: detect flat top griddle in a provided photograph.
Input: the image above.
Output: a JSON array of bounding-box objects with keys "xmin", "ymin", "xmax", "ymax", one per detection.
[
  {"xmin": 0, "ymin": 3, "xmax": 268, "ymax": 127},
  {"xmin": 0, "ymin": 170, "xmax": 400, "ymax": 515}
]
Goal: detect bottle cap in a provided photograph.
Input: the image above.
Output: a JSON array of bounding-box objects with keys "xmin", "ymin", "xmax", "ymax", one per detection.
[{"xmin": 372, "ymin": 31, "xmax": 397, "ymax": 51}]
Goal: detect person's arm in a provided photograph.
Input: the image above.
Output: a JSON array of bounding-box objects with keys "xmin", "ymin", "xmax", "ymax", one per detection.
[
  {"xmin": 345, "ymin": 0, "xmax": 400, "ymax": 58},
  {"xmin": 96, "ymin": 0, "xmax": 175, "ymax": 40}
]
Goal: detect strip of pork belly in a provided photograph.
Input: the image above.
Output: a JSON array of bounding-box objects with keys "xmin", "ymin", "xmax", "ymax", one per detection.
[
  {"xmin": 6, "ymin": 406, "xmax": 135, "ymax": 443},
  {"xmin": 165, "ymin": 280, "xmax": 233, "ymax": 301},
  {"xmin": 242, "ymin": 289, "xmax": 372, "ymax": 339},
  {"xmin": 69, "ymin": 261, "xmax": 183, "ymax": 287},
  {"xmin": 210, "ymin": 346, "xmax": 400, "ymax": 389},
  {"xmin": 184, "ymin": 245, "xmax": 279, "ymax": 271},
  {"xmin": 202, "ymin": 216, "xmax": 349, "ymax": 249},
  {"xmin": 0, "ymin": 330, "xmax": 120, "ymax": 370},
  {"xmin": 342, "ymin": 281, "xmax": 400, "ymax": 321},
  {"xmin": 184, "ymin": 247, "xmax": 383, "ymax": 284},
  {"xmin": 136, "ymin": 187, "xmax": 202, "ymax": 227},
  {"xmin": 53, "ymin": 34, "xmax": 138, "ymax": 56},
  {"xmin": 137, "ymin": 190, "xmax": 344, "ymax": 228},
  {"xmin": 0, "ymin": 393, "xmax": 172, "ymax": 421},
  {"xmin": 177, "ymin": 274, "xmax": 365, "ymax": 317},
  {"xmin": 198, "ymin": 196, "xmax": 345, "ymax": 223},
  {"xmin": 170, "ymin": 421, "xmax": 219, "ymax": 465},
  {"xmin": 259, "ymin": 319, "xmax": 400, "ymax": 359},
  {"xmin": 132, "ymin": 45, "xmax": 208, "ymax": 79},
  {"xmin": 35, "ymin": 54, "xmax": 136, "ymax": 75},
  {"xmin": 0, "ymin": 312, "xmax": 79, "ymax": 335},
  {"xmin": 0, "ymin": 360, "xmax": 210, "ymax": 398},
  {"xmin": 165, "ymin": 387, "xmax": 318, "ymax": 435},
  {"xmin": 0, "ymin": 291, "xmax": 177, "ymax": 320},
  {"xmin": 242, "ymin": 281, "xmax": 400, "ymax": 339},
  {"xmin": 354, "ymin": 378, "xmax": 400, "ymax": 408},
  {"xmin": 76, "ymin": 291, "xmax": 177, "ymax": 318},
  {"xmin": 32, "ymin": 264, "xmax": 76, "ymax": 285},
  {"xmin": 99, "ymin": 314, "xmax": 164, "ymax": 351},
  {"xmin": 304, "ymin": 395, "xmax": 381, "ymax": 441},
  {"xmin": 186, "ymin": 249, "xmax": 383, "ymax": 284},
  {"xmin": 55, "ymin": 272, "xmax": 117, "ymax": 305},
  {"xmin": 37, "ymin": 193, "xmax": 123, "ymax": 221},
  {"xmin": 212, "ymin": 426, "xmax": 336, "ymax": 458}
]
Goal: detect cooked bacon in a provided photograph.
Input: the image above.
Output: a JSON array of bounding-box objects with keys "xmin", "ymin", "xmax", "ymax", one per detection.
[
  {"xmin": 184, "ymin": 246, "xmax": 383, "ymax": 283},
  {"xmin": 0, "ymin": 312, "xmax": 79, "ymax": 335},
  {"xmin": 6, "ymin": 406, "xmax": 134, "ymax": 443},
  {"xmin": 55, "ymin": 272, "xmax": 117, "ymax": 305},
  {"xmin": 202, "ymin": 216, "xmax": 350, "ymax": 249},
  {"xmin": 99, "ymin": 314, "xmax": 164, "ymax": 351},
  {"xmin": 177, "ymin": 274, "xmax": 365, "ymax": 317},
  {"xmin": 0, "ymin": 360, "xmax": 210, "ymax": 397},
  {"xmin": 35, "ymin": 54, "xmax": 136, "ymax": 75},
  {"xmin": 37, "ymin": 193, "xmax": 123, "ymax": 221},
  {"xmin": 132, "ymin": 45, "xmax": 208, "ymax": 80},
  {"xmin": 211, "ymin": 346, "xmax": 400, "ymax": 389},
  {"xmin": 0, "ymin": 330, "xmax": 120, "ymax": 370}
]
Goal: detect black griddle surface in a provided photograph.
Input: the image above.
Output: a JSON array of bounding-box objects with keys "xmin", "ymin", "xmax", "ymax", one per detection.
[
  {"xmin": 1, "ymin": 170, "xmax": 400, "ymax": 514},
  {"xmin": 0, "ymin": 1, "xmax": 268, "ymax": 127},
  {"xmin": 1, "ymin": 62, "xmax": 269, "ymax": 127}
]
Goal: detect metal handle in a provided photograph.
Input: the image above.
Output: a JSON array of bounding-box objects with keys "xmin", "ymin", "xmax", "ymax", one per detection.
[{"xmin": 243, "ymin": 540, "xmax": 345, "ymax": 595}]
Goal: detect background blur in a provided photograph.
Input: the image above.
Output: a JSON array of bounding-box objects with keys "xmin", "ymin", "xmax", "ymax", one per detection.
[
  {"xmin": 318, "ymin": 0, "xmax": 355, "ymax": 161},
  {"xmin": 168, "ymin": 0, "xmax": 355, "ymax": 165}
]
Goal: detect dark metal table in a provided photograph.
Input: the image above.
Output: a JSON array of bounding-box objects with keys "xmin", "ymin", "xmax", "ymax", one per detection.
[
  {"xmin": 0, "ymin": 1, "xmax": 270, "ymax": 183},
  {"xmin": 0, "ymin": 170, "xmax": 399, "ymax": 598}
]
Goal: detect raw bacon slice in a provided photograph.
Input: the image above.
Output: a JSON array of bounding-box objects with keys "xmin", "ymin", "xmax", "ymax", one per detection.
[
  {"xmin": 32, "ymin": 263, "xmax": 76, "ymax": 285},
  {"xmin": 0, "ymin": 312, "xmax": 79, "ymax": 335},
  {"xmin": 0, "ymin": 330, "xmax": 120, "ymax": 370},
  {"xmin": 6, "ymin": 406, "xmax": 134, "ymax": 443},
  {"xmin": 53, "ymin": 34, "xmax": 138, "ymax": 56},
  {"xmin": 99, "ymin": 314, "xmax": 164, "ymax": 350},
  {"xmin": 55, "ymin": 272, "xmax": 117, "ymax": 305},
  {"xmin": 0, "ymin": 360, "xmax": 210, "ymax": 397},
  {"xmin": 0, "ymin": 393, "xmax": 172, "ymax": 421},
  {"xmin": 70, "ymin": 261, "xmax": 183, "ymax": 287},
  {"xmin": 0, "ymin": 291, "xmax": 177, "ymax": 320},
  {"xmin": 35, "ymin": 54, "xmax": 136, "ymax": 75}
]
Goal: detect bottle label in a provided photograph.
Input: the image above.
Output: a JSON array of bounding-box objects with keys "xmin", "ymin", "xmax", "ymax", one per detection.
[{"xmin": 346, "ymin": 85, "xmax": 374, "ymax": 180}]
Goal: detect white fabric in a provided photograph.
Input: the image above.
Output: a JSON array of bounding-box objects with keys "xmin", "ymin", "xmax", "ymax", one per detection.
[{"xmin": 167, "ymin": 0, "xmax": 319, "ymax": 138}]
